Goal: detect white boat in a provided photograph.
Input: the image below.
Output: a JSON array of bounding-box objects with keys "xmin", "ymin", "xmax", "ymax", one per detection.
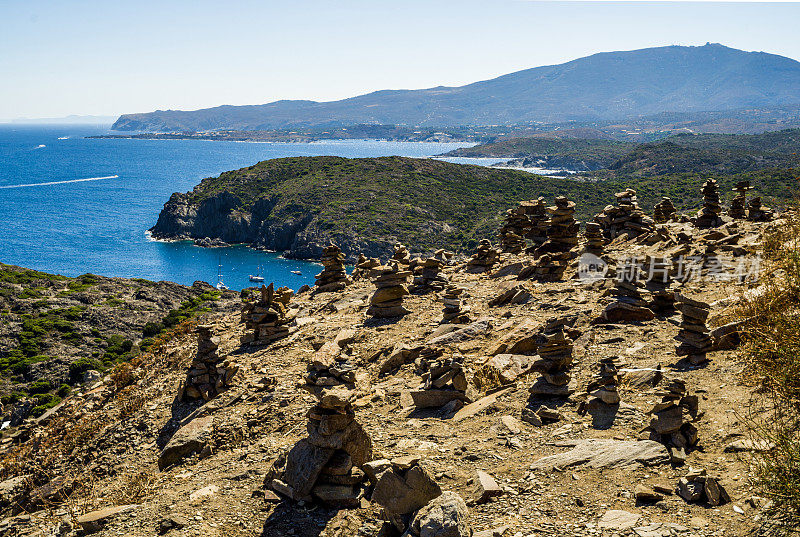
[
  {"xmin": 291, "ymin": 270, "xmax": 302, "ymax": 276},
  {"xmin": 215, "ymin": 261, "xmax": 228, "ymax": 290},
  {"xmin": 249, "ymin": 265, "xmax": 265, "ymax": 282}
]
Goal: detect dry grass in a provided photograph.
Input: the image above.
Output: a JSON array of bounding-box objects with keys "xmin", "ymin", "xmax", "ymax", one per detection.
[{"xmin": 734, "ymin": 208, "xmax": 800, "ymax": 525}]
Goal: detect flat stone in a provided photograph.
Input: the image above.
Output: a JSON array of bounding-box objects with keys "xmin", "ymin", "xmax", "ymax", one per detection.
[
  {"xmin": 598, "ymin": 510, "xmax": 642, "ymax": 531},
  {"xmin": 428, "ymin": 319, "xmax": 492, "ymax": 347},
  {"xmin": 724, "ymin": 438, "xmax": 774, "ymax": 453},
  {"xmin": 311, "ymin": 484, "xmax": 361, "ymax": 508},
  {"xmin": 453, "ymin": 388, "xmax": 512, "ymax": 423},
  {"xmin": 531, "ymin": 439, "xmax": 670, "ymax": 470},
  {"xmin": 401, "ymin": 389, "xmax": 471, "ymax": 410},
  {"xmin": 189, "ymin": 484, "xmax": 219, "ymax": 501},
  {"xmin": 76, "ymin": 505, "xmax": 138, "ymax": 533}
]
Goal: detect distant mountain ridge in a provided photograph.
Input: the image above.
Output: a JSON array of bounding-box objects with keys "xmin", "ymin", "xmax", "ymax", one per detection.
[{"xmin": 113, "ymin": 44, "xmax": 800, "ymax": 132}]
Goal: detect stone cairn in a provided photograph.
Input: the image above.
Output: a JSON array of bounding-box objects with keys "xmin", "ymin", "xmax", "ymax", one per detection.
[
  {"xmin": 352, "ymin": 253, "xmax": 380, "ymax": 281},
  {"xmin": 413, "ymin": 250, "xmax": 449, "ymax": 291},
  {"xmin": 599, "ymin": 270, "xmax": 655, "ymax": 323},
  {"xmin": 594, "ymin": 188, "xmax": 654, "ymax": 238},
  {"xmin": 747, "ymin": 197, "xmax": 774, "ymax": 222},
  {"xmin": 583, "ymin": 222, "xmax": 606, "ymax": 256},
  {"xmin": 675, "ymin": 294, "xmax": 713, "ymax": 365},
  {"xmin": 181, "ymin": 325, "xmax": 238, "ymax": 401},
  {"xmin": 392, "ymin": 243, "xmax": 411, "ymax": 266},
  {"xmin": 404, "ymin": 351, "xmax": 471, "ymax": 410},
  {"xmin": 532, "ymin": 196, "xmax": 579, "ymax": 281},
  {"xmin": 528, "ymin": 325, "xmax": 576, "ymax": 398},
  {"xmin": 267, "ymin": 385, "xmax": 372, "ymax": 507},
  {"xmin": 694, "ymin": 179, "xmax": 723, "ymax": 228},
  {"xmin": 466, "ymin": 239, "xmax": 500, "ymax": 273},
  {"xmin": 305, "ymin": 341, "xmax": 357, "ymax": 389},
  {"xmin": 524, "ymin": 198, "xmax": 550, "ymax": 251},
  {"xmin": 585, "ymin": 357, "xmax": 621, "ymax": 408},
  {"xmin": 499, "ymin": 204, "xmax": 532, "ymax": 253},
  {"xmin": 441, "ymin": 285, "xmax": 470, "ymax": 324},
  {"xmin": 240, "ymin": 283, "xmax": 295, "ymax": 344},
  {"xmin": 642, "ymin": 256, "xmax": 676, "ymax": 312},
  {"xmin": 646, "ymin": 379, "xmax": 700, "ymax": 464},
  {"xmin": 653, "ymin": 196, "xmax": 677, "ymax": 223},
  {"xmin": 677, "ymin": 467, "xmax": 730, "ymax": 506},
  {"xmin": 728, "ymin": 181, "xmax": 752, "ymax": 219},
  {"xmin": 367, "ymin": 261, "xmax": 412, "ymax": 318},
  {"xmin": 315, "ymin": 244, "xmax": 351, "ymax": 292}
]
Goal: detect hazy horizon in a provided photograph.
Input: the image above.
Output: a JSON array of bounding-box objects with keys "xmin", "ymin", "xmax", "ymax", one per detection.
[{"xmin": 3, "ymin": 0, "xmax": 800, "ymax": 122}]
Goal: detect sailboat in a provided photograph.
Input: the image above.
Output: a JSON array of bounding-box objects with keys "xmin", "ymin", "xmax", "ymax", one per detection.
[
  {"xmin": 249, "ymin": 265, "xmax": 265, "ymax": 283},
  {"xmin": 215, "ymin": 260, "xmax": 228, "ymax": 290}
]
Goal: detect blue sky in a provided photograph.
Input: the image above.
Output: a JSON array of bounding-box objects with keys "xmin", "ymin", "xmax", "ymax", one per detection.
[{"xmin": 2, "ymin": 0, "xmax": 800, "ymax": 120}]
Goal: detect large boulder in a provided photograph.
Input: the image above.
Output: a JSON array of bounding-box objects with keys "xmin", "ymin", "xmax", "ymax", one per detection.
[
  {"xmin": 407, "ymin": 491, "xmax": 472, "ymax": 537},
  {"xmin": 158, "ymin": 416, "xmax": 213, "ymax": 470}
]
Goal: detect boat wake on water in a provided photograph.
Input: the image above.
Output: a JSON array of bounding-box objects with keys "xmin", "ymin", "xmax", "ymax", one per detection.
[{"xmin": 0, "ymin": 175, "xmax": 119, "ymax": 189}]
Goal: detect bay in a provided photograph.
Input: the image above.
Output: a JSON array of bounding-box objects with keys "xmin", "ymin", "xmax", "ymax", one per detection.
[{"xmin": 0, "ymin": 124, "xmax": 470, "ymax": 290}]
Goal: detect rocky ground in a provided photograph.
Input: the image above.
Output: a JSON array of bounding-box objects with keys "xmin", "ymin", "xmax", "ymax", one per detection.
[{"xmin": 0, "ymin": 217, "xmax": 786, "ymax": 537}]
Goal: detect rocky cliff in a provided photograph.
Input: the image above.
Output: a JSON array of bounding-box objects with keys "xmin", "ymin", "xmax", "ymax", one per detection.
[{"xmin": 148, "ymin": 156, "xmax": 625, "ymax": 261}]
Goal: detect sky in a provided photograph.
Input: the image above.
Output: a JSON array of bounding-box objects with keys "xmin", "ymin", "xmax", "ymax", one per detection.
[{"xmin": 2, "ymin": 0, "xmax": 800, "ymax": 121}]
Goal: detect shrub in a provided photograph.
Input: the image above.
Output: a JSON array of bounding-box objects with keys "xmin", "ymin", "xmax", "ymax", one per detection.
[
  {"xmin": 57, "ymin": 383, "xmax": 71, "ymax": 398},
  {"xmin": 69, "ymin": 357, "xmax": 103, "ymax": 380},
  {"xmin": 142, "ymin": 322, "xmax": 164, "ymax": 338},
  {"xmin": 735, "ymin": 208, "xmax": 800, "ymax": 525},
  {"xmin": 27, "ymin": 379, "xmax": 53, "ymax": 394}
]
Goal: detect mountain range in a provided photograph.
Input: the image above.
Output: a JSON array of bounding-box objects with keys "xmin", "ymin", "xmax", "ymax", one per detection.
[{"xmin": 112, "ymin": 43, "xmax": 800, "ymax": 132}]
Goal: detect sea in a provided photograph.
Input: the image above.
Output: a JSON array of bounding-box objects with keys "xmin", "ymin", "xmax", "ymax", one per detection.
[{"xmin": 0, "ymin": 124, "xmax": 498, "ymax": 291}]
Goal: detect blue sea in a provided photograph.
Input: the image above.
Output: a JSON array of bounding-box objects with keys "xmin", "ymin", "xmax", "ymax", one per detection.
[{"xmin": 0, "ymin": 125, "xmax": 478, "ymax": 291}]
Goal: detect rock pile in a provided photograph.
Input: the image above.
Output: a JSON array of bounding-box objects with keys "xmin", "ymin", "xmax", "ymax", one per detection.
[
  {"xmin": 181, "ymin": 325, "xmax": 238, "ymax": 401},
  {"xmin": 524, "ymin": 197, "xmax": 551, "ymax": 250},
  {"xmin": 315, "ymin": 244, "xmax": 350, "ymax": 292},
  {"xmin": 594, "ymin": 189, "xmax": 654, "ymax": 238},
  {"xmin": 653, "ymin": 196, "xmax": 677, "ymax": 223},
  {"xmin": 728, "ymin": 181, "xmax": 752, "ymax": 219},
  {"xmin": 528, "ymin": 327, "xmax": 576, "ymax": 397},
  {"xmin": 352, "ymin": 254, "xmax": 380, "ymax": 280},
  {"xmin": 586, "ymin": 357, "xmax": 621, "ymax": 407},
  {"xmin": 677, "ymin": 468, "xmax": 730, "ymax": 506},
  {"xmin": 367, "ymin": 261, "xmax": 411, "ymax": 318},
  {"xmin": 404, "ymin": 351, "xmax": 471, "ymax": 410},
  {"xmin": 583, "ymin": 222, "xmax": 605, "ymax": 256},
  {"xmin": 304, "ymin": 342, "xmax": 357, "ymax": 389},
  {"xmin": 268, "ymin": 386, "xmax": 373, "ymax": 507},
  {"xmin": 646, "ymin": 379, "xmax": 700, "ymax": 464},
  {"xmin": 747, "ymin": 197, "xmax": 774, "ymax": 222},
  {"xmin": 499, "ymin": 204, "xmax": 532, "ymax": 253},
  {"xmin": 642, "ymin": 256, "xmax": 676, "ymax": 312},
  {"xmin": 694, "ymin": 179, "xmax": 723, "ymax": 228},
  {"xmin": 600, "ymin": 272, "xmax": 655, "ymax": 323},
  {"xmin": 466, "ymin": 239, "xmax": 500, "ymax": 273},
  {"xmin": 538, "ymin": 196, "xmax": 579, "ymax": 255},
  {"xmin": 240, "ymin": 283, "xmax": 295, "ymax": 344},
  {"xmin": 413, "ymin": 250, "xmax": 449, "ymax": 291},
  {"xmin": 675, "ymin": 294, "xmax": 712, "ymax": 365},
  {"xmin": 441, "ymin": 285, "xmax": 470, "ymax": 324},
  {"xmin": 531, "ymin": 196, "xmax": 579, "ymax": 281},
  {"xmin": 392, "ymin": 243, "xmax": 411, "ymax": 266}
]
